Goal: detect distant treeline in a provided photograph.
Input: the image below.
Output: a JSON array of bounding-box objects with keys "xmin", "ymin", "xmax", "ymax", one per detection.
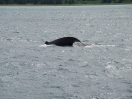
[{"xmin": 0, "ymin": 0, "xmax": 132, "ymax": 4}]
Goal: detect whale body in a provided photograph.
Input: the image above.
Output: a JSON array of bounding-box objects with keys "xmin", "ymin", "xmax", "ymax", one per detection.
[{"xmin": 45, "ymin": 37, "xmax": 81, "ymax": 46}]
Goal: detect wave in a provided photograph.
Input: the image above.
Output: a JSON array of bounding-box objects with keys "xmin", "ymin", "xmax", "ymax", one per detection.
[{"xmin": 39, "ymin": 43, "xmax": 116, "ymax": 48}]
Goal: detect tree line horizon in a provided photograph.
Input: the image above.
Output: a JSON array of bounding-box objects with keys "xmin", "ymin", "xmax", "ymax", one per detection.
[{"xmin": 0, "ymin": 0, "xmax": 132, "ymax": 4}]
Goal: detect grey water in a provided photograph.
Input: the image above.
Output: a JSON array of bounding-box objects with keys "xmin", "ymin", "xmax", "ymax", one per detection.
[{"xmin": 0, "ymin": 5, "xmax": 132, "ymax": 99}]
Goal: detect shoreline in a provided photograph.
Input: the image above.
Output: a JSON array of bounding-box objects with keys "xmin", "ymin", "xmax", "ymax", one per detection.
[{"xmin": 0, "ymin": 3, "xmax": 132, "ymax": 6}]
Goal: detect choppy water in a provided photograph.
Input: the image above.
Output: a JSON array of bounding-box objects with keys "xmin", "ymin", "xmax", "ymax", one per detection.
[{"xmin": 0, "ymin": 5, "xmax": 132, "ymax": 99}]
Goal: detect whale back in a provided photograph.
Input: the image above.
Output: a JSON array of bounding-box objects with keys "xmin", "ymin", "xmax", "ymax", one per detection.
[{"xmin": 45, "ymin": 37, "xmax": 80, "ymax": 46}]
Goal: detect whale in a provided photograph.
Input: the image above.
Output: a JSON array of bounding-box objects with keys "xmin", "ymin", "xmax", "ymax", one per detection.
[{"xmin": 45, "ymin": 37, "xmax": 81, "ymax": 46}]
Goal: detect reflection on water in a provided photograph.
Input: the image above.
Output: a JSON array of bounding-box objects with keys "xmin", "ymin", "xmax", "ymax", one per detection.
[{"xmin": 0, "ymin": 5, "xmax": 132, "ymax": 99}]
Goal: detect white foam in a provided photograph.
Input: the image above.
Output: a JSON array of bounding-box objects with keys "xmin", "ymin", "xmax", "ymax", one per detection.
[
  {"xmin": 106, "ymin": 45, "xmax": 116, "ymax": 47},
  {"xmin": 39, "ymin": 44, "xmax": 53, "ymax": 47},
  {"xmin": 73, "ymin": 42, "xmax": 93, "ymax": 47},
  {"xmin": 85, "ymin": 44, "xmax": 94, "ymax": 48},
  {"xmin": 40, "ymin": 43, "xmax": 116, "ymax": 48},
  {"xmin": 94, "ymin": 44, "xmax": 116, "ymax": 47}
]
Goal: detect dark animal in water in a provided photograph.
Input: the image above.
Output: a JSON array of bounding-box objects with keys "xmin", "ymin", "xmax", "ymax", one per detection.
[{"xmin": 45, "ymin": 37, "xmax": 81, "ymax": 46}]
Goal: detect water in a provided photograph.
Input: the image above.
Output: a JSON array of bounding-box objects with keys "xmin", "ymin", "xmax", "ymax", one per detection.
[{"xmin": 0, "ymin": 5, "xmax": 132, "ymax": 99}]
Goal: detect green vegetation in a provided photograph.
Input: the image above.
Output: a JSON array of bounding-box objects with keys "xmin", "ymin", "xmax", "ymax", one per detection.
[{"xmin": 0, "ymin": 0, "xmax": 132, "ymax": 4}]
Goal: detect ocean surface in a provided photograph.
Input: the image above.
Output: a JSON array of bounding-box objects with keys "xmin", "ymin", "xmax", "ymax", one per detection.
[{"xmin": 0, "ymin": 5, "xmax": 132, "ymax": 99}]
